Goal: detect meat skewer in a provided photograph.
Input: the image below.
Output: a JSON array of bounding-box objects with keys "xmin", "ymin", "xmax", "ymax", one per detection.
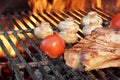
[{"xmin": 64, "ymin": 27, "xmax": 120, "ymax": 71}]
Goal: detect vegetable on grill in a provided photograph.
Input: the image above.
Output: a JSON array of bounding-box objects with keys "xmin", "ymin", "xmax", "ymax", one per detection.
[
  {"xmin": 58, "ymin": 31, "xmax": 78, "ymax": 44},
  {"xmin": 58, "ymin": 18, "xmax": 79, "ymax": 44},
  {"xmin": 34, "ymin": 22, "xmax": 53, "ymax": 39},
  {"xmin": 58, "ymin": 17, "xmax": 79, "ymax": 33},
  {"xmin": 110, "ymin": 13, "xmax": 120, "ymax": 28},
  {"xmin": 81, "ymin": 11, "xmax": 103, "ymax": 36},
  {"xmin": 39, "ymin": 34, "xmax": 65, "ymax": 58}
]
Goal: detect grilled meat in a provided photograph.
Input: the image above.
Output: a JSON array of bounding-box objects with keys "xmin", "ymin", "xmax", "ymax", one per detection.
[{"xmin": 64, "ymin": 27, "xmax": 120, "ymax": 71}]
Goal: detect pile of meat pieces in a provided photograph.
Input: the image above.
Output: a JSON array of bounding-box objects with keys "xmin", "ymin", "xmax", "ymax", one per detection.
[{"xmin": 64, "ymin": 27, "xmax": 120, "ymax": 71}]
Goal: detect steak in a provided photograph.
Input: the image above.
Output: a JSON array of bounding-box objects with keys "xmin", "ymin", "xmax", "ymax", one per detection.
[{"xmin": 64, "ymin": 27, "xmax": 120, "ymax": 71}]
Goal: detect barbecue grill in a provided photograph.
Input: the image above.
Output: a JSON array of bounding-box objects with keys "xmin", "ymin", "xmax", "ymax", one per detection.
[{"xmin": 0, "ymin": 0, "xmax": 120, "ymax": 80}]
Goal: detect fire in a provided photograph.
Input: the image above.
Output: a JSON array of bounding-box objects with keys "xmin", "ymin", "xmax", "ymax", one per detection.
[
  {"xmin": 95, "ymin": 0, "xmax": 102, "ymax": 8},
  {"xmin": 117, "ymin": 0, "xmax": 120, "ymax": 8},
  {"xmin": 0, "ymin": 16, "xmax": 36, "ymax": 58},
  {"xmin": 3, "ymin": 0, "xmax": 88, "ymax": 58},
  {"xmin": 28, "ymin": 0, "xmax": 88, "ymax": 13},
  {"xmin": 29, "ymin": 15, "xmax": 40, "ymax": 26},
  {"xmin": 13, "ymin": 17, "xmax": 34, "ymax": 54},
  {"xmin": 28, "ymin": 0, "xmax": 48, "ymax": 13},
  {"xmin": 1, "ymin": 0, "xmax": 116, "ymax": 59},
  {"xmin": 91, "ymin": 0, "xmax": 102, "ymax": 8},
  {"xmin": 0, "ymin": 35, "xmax": 16, "ymax": 58}
]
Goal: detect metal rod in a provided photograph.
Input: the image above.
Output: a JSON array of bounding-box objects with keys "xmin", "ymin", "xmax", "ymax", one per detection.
[
  {"xmin": 14, "ymin": 61, "xmax": 47, "ymax": 69},
  {"xmin": 0, "ymin": 29, "xmax": 32, "ymax": 35},
  {"xmin": 38, "ymin": 12, "xmax": 58, "ymax": 27},
  {"xmin": 21, "ymin": 11, "xmax": 37, "ymax": 28},
  {"xmin": 0, "ymin": 15, "xmax": 39, "ymax": 80},
  {"xmin": 8, "ymin": 13, "xmax": 65, "ymax": 80},
  {"xmin": 0, "ymin": 33, "xmax": 24, "ymax": 80}
]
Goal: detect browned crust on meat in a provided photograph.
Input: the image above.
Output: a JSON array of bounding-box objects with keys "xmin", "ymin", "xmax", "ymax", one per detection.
[{"xmin": 64, "ymin": 27, "xmax": 120, "ymax": 71}]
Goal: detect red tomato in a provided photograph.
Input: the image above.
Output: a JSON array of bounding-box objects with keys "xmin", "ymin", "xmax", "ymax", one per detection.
[
  {"xmin": 110, "ymin": 14, "xmax": 120, "ymax": 28},
  {"xmin": 39, "ymin": 34, "xmax": 65, "ymax": 58}
]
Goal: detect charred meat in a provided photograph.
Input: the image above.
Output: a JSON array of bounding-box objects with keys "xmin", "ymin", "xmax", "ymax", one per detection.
[{"xmin": 64, "ymin": 27, "xmax": 120, "ymax": 71}]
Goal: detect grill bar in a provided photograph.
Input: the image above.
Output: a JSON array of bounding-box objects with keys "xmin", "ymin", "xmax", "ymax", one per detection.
[
  {"xmin": 8, "ymin": 12, "xmax": 67, "ymax": 80},
  {"xmin": 38, "ymin": 12, "xmax": 58, "ymax": 27},
  {"xmin": 6, "ymin": 14, "xmax": 56, "ymax": 80},
  {"xmin": 90, "ymin": 70, "xmax": 107, "ymax": 80},
  {"xmin": 0, "ymin": 9, "xmax": 120, "ymax": 80},
  {"xmin": 0, "ymin": 16, "xmax": 40, "ymax": 80},
  {"xmin": 102, "ymin": 69, "xmax": 120, "ymax": 80},
  {"xmin": 15, "ymin": 12, "xmax": 32, "ymax": 29},
  {"xmin": 92, "ymin": 8, "xmax": 111, "ymax": 20},
  {"xmin": 21, "ymin": 11, "xmax": 37, "ymax": 28},
  {"xmin": 96, "ymin": 7, "xmax": 114, "ymax": 17},
  {"xmin": 0, "ymin": 39, "xmax": 24, "ymax": 80},
  {"xmin": 6, "ymin": 14, "xmax": 44, "ymax": 60},
  {"xmin": 57, "ymin": 59, "xmax": 93, "ymax": 80}
]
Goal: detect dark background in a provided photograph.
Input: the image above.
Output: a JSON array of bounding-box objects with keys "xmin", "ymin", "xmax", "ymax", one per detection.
[{"xmin": 0, "ymin": 0, "xmax": 29, "ymax": 14}]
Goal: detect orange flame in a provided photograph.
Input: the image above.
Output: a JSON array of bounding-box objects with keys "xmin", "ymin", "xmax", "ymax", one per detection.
[
  {"xmin": 91, "ymin": 0, "xmax": 102, "ymax": 8},
  {"xmin": 96, "ymin": 0, "xmax": 102, "ymax": 8},
  {"xmin": 0, "ymin": 35, "xmax": 16, "ymax": 58},
  {"xmin": 0, "ymin": 16, "xmax": 36, "ymax": 58},
  {"xmin": 1, "ymin": 0, "xmax": 116, "ymax": 58},
  {"xmin": 28, "ymin": 0, "xmax": 88, "ymax": 13},
  {"xmin": 117, "ymin": 0, "xmax": 120, "ymax": 8}
]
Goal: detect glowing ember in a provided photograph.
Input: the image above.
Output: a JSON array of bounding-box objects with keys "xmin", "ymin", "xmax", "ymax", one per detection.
[
  {"xmin": 0, "ymin": 17, "xmax": 34, "ymax": 58},
  {"xmin": 0, "ymin": 35, "xmax": 16, "ymax": 58}
]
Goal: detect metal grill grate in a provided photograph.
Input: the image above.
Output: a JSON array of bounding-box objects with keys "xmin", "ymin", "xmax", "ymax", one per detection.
[{"xmin": 0, "ymin": 8, "xmax": 120, "ymax": 80}]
